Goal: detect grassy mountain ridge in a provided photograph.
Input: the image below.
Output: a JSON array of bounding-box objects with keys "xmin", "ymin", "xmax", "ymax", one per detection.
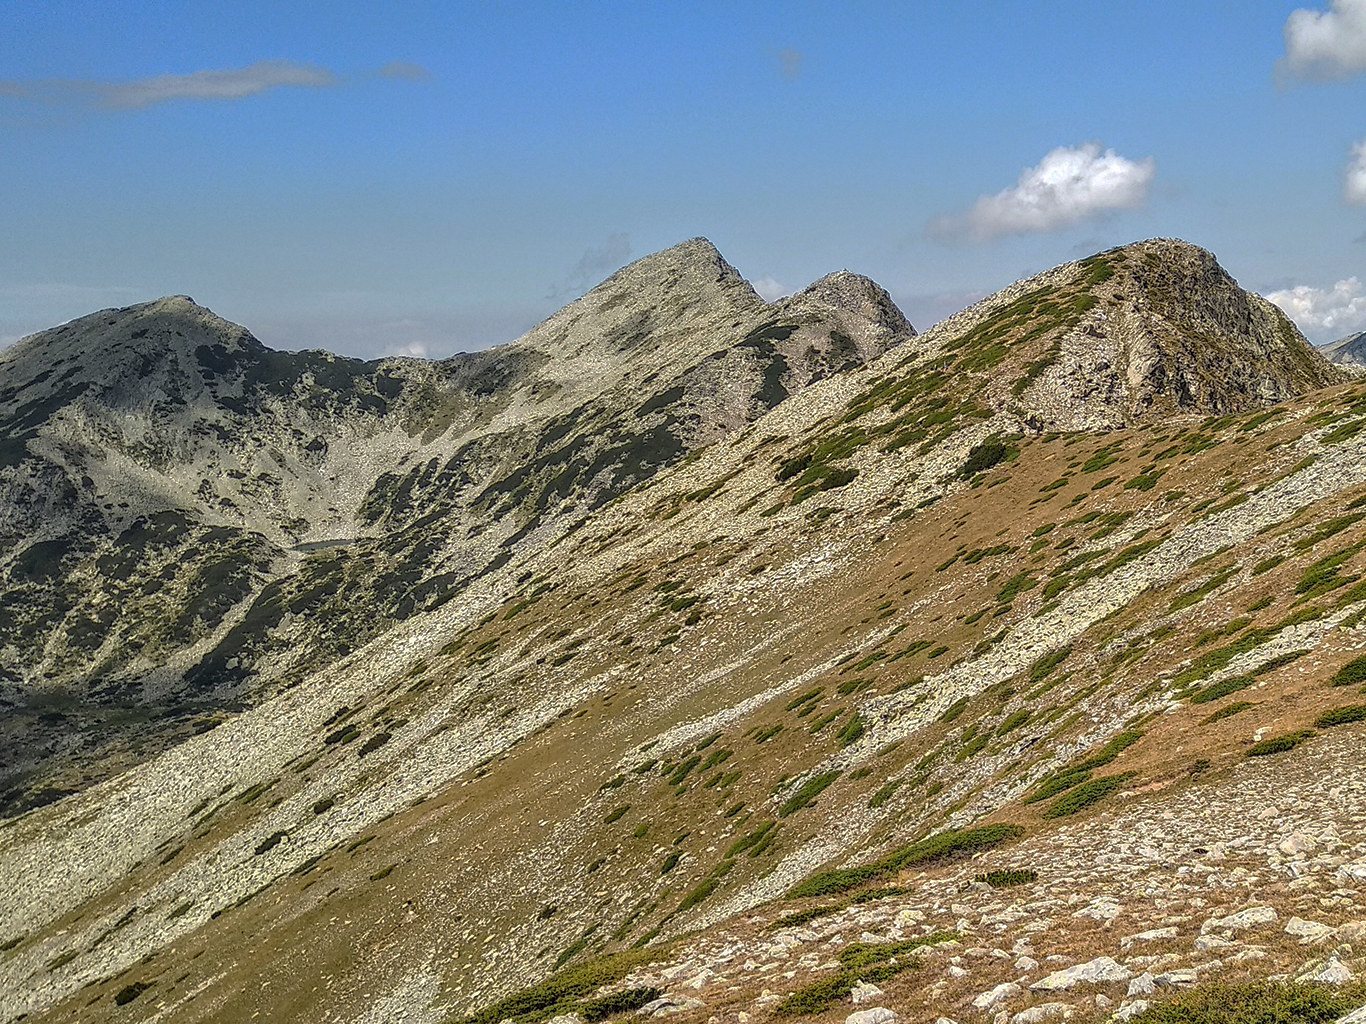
[{"xmin": 2, "ymin": 238, "xmax": 1363, "ymax": 1024}]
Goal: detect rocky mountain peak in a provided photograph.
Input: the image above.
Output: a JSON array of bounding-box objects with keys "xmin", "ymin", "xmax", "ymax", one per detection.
[
  {"xmin": 920, "ymin": 237, "xmax": 1345, "ymax": 431},
  {"xmin": 1322, "ymin": 330, "xmax": 1366, "ymax": 369},
  {"xmin": 785, "ymin": 270, "xmax": 917, "ymax": 339}
]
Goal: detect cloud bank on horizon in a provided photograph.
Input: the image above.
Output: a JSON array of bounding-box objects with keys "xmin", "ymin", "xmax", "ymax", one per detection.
[
  {"xmin": 928, "ymin": 143, "xmax": 1156, "ymax": 242},
  {"xmin": 1268, "ymin": 277, "xmax": 1366, "ymax": 340}
]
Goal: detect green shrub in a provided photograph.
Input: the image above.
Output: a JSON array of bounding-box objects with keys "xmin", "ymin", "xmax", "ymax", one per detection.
[
  {"xmin": 787, "ymin": 824, "xmax": 1023, "ymax": 899},
  {"xmin": 1043, "ymin": 772, "xmax": 1134, "ymax": 818},
  {"xmin": 1029, "ymin": 646, "xmax": 1072, "ymax": 682},
  {"xmin": 676, "ymin": 878, "xmax": 719, "ymax": 913},
  {"xmin": 868, "ymin": 779, "xmax": 903, "ymax": 808},
  {"xmin": 836, "ymin": 714, "xmax": 866, "ymax": 748},
  {"xmin": 603, "ymin": 805, "xmax": 630, "ymax": 824},
  {"xmin": 1252, "ymin": 555, "xmax": 1285, "ymax": 575},
  {"xmin": 580, "ymin": 988, "xmax": 660, "ymax": 1022},
  {"xmin": 1332, "ymin": 655, "xmax": 1366, "ymax": 687},
  {"xmin": 458, "ymin": 950, "xmax": 660, "ymax": 1024},
  {"xmin": 1127, "ymin": 981, "xmax": 1366, "ymax": 1024},
  {"xmin": 1189, "ymin": 674, "xmax": 1255, "ymax": 705},
  {"xmin": 773, "ymin": 933, "xmax": 957, "ymax": 1015},
  {"xmin": 358, "ymin": 732, "xmax": 392, "ymax": 756},
  {"xmin": 1202, "ymin": 701, "xmax": 1254, "ymax": 724},
  {"xmin": 958, "ymin": 436, "xmax": 1012, "ymax": 478},
  {"xmin": 114, "ymin": 981, "xmax": 152, "ymax": 1005},
  {"xmin": 726, "ymin": 822, "xmax": 776, "ymax": 856},
  {"xmin": 1317, "ymin": 704, "xmax": 1366, "ymax": 728},
  {"xmin": 996, "ymin": 573, "xmax": 1038, "ymax": 604},
  {"xmin": 1025, "ymin": 730, "xmax": 1143, "ymax": 803},
  {"xmin": 779, "ymin": 772, "xmax": 842, "ymax": 817},
  {"xmin": 1246, "ymin": 730, "xmax": 1314, "ymax": 756}
]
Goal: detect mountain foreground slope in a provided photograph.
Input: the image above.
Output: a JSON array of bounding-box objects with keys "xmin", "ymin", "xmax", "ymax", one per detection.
[{"xmin": 7, "ymin": 239, "xmax": 1366, "ymax": 1024}]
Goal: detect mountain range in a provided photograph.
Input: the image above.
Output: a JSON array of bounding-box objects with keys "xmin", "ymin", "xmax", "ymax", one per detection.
[{"xmin": 4, "ymin": 238, "xmax": 1366, "ymax": 1024}]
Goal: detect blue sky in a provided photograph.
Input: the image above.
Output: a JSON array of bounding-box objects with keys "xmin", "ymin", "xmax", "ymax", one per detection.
[{"xmin": 2, "ymin": 0, "xmax": 1365, "ymax": 355}]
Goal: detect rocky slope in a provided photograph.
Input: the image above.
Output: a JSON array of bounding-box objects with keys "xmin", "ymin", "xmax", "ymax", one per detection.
[
  {"xmin": 3, "ymin": 238, "xmax": 1366, "ymax": 1024},
  {"xmin": 1322, "ymin": 331, "xmax": 1366, "ymax": 369},
  {"xmin": 0, "ymin": 239, "xmax": 911, "ymax": 817}
]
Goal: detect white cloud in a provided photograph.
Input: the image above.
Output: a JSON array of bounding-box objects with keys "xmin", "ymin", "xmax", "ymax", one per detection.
[
  {"xmin": 1347, "ymin": 140, "xmax": 1366, "ymax": 204},
  {"xmin": 929, "ymin": 143, "xmax": 1156, "ymax": 242},
  {"xmin": 1280, "ymin": 0, "xmax": 1366, "ymax": 80},
  {"xmin": 1267, "ymin": 277, "xmax": 1366, "ymax": 341},
  {"xmin": 752, "ymin": 276, "xmax": 788, "ymax": 301},
  {"xmin": 98, "ymin": 60, "xmax": 335, "ymax": 108}
]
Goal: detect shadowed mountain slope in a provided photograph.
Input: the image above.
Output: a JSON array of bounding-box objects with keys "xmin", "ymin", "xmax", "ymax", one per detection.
[{"xmin": 2, "ymin": 238, "xmax": 1364, "ymax": 1024}]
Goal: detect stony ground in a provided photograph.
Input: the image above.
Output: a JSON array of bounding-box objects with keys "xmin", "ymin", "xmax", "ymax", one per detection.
[
  {"xmin": 4, "ymin": 238, "xmax": 1365, "ymax": 1024},
  {"xmin": 610, "ymin": 726, "xmax": 1366, "ymax": 1024}
]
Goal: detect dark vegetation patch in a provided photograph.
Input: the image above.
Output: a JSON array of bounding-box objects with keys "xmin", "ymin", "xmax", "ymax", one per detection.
[
  {"xmin": 1043, "ymin": 772, "xmax": 1135, "ymax": 818},
  {"xmin": 778, "ymin": 771, "xmax": 841, "ymax": 817},
  {"xmin": 1317, "ymin": 704, "xmax": 1366, "ymax": 728},
  {"xmin": 1025, "ymin": 731, "xmax": 1143, "ymax": 805},
  {"xmin": 1128, "ymin": 981, "xmax": 1366, "ymax": 1024},
  {"xmin": 455, "ymin": 949, "xmax": 663, "ymax": 1024},
  {"xmin": 787, "ymin": 824, "xmax": 1024, "ymax": 899},
  {"xmin": 773, "ymin": 933, "xmax": 957, "ymax": 1015},
  {"xmin": 1246, "ymin": 731, "xmax": 1314, "ymax": 757}
]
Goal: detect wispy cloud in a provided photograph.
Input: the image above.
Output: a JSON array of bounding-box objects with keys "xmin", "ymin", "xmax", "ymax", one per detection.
[
  {"xmin": 0, "ymin": 60, "xmax": 426, "ymax": 113},
  {"xmin": 1347, "ymin": 139, "xmax": 1366, "ymax": 204},
  {"xmin": 99, "ymin": 60, "xmax": 335, "ymax": 108},
  {"xmin": 1279, "ymin": 0, "xmax": 1366, "ymax": 81},
  {"xmin": 566, "ymin": 233, "xmax": 633, "ymax": 294},
  {"xmin": 1267, "ymin": 277, "xmax": 1366, "ymax": 341},
  {"xmin": 752, "ymin": 276, "xmax": 788, "ymax": 301},
  {"xmin": 778, "ymin": 49, "xmax": 803, "ymax": 79},
  {"xmin": 377, "ymin": 62, "xmax": 430, "ymax": 82},
  {"xmin": 929, "ymin": 143, "xmax": 1156, "ymax": 242}
]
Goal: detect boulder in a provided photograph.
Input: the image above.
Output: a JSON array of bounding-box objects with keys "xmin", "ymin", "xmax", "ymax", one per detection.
[
  {"xmin": 1031, "ymin": 957, "xmax": 1131, "ymax": 992},
  {"xmin": 846, "ymin": 1009, "xmax": 897, "ymax": 1024}
]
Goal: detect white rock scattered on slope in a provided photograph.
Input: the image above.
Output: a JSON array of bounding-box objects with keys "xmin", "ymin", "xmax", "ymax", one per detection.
[
  {"xmin": 973, "ymin": 982, "xmax": 1023, "ymax": 1010},
  {"xmin": 638, "ymin": 995, "xmax": 705, "ymax": 1017},
  {"xmin": 1126, "ymin": 973, "xmax": 1156, "ymax": 997},
  {"xmin": 1071, "ymin": 899, "xmax": 1122, "ymax": 922},
  {"xmin": 1012, "ymin": 1003, "xmax": 1073, "ymax": 1023},
  {"xmin": 845, "ymin": 1008, "xmax": 896, "ymax": 1024},
  {"xmin": 1030, "ymin": 957, "xmax": 1131, "ymax": 992},
  {"xmin": 1298, "ymin": 958, "xmax": 1356, "ymax": 985},
  {"xmin": 850, "ymin": 980, "xmax": 884, "ymax": 1004},
  {"xmin": 1121, "ymin": 927, "xmax": 1177, "ymax": 947},
  {"xmin": 1285, "ymin": 917, "xmax": 1336, "ymax": 944},
  {"xmin": 1200, "ymin": 906, "xmax": 1277, "ymax": 933}
]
